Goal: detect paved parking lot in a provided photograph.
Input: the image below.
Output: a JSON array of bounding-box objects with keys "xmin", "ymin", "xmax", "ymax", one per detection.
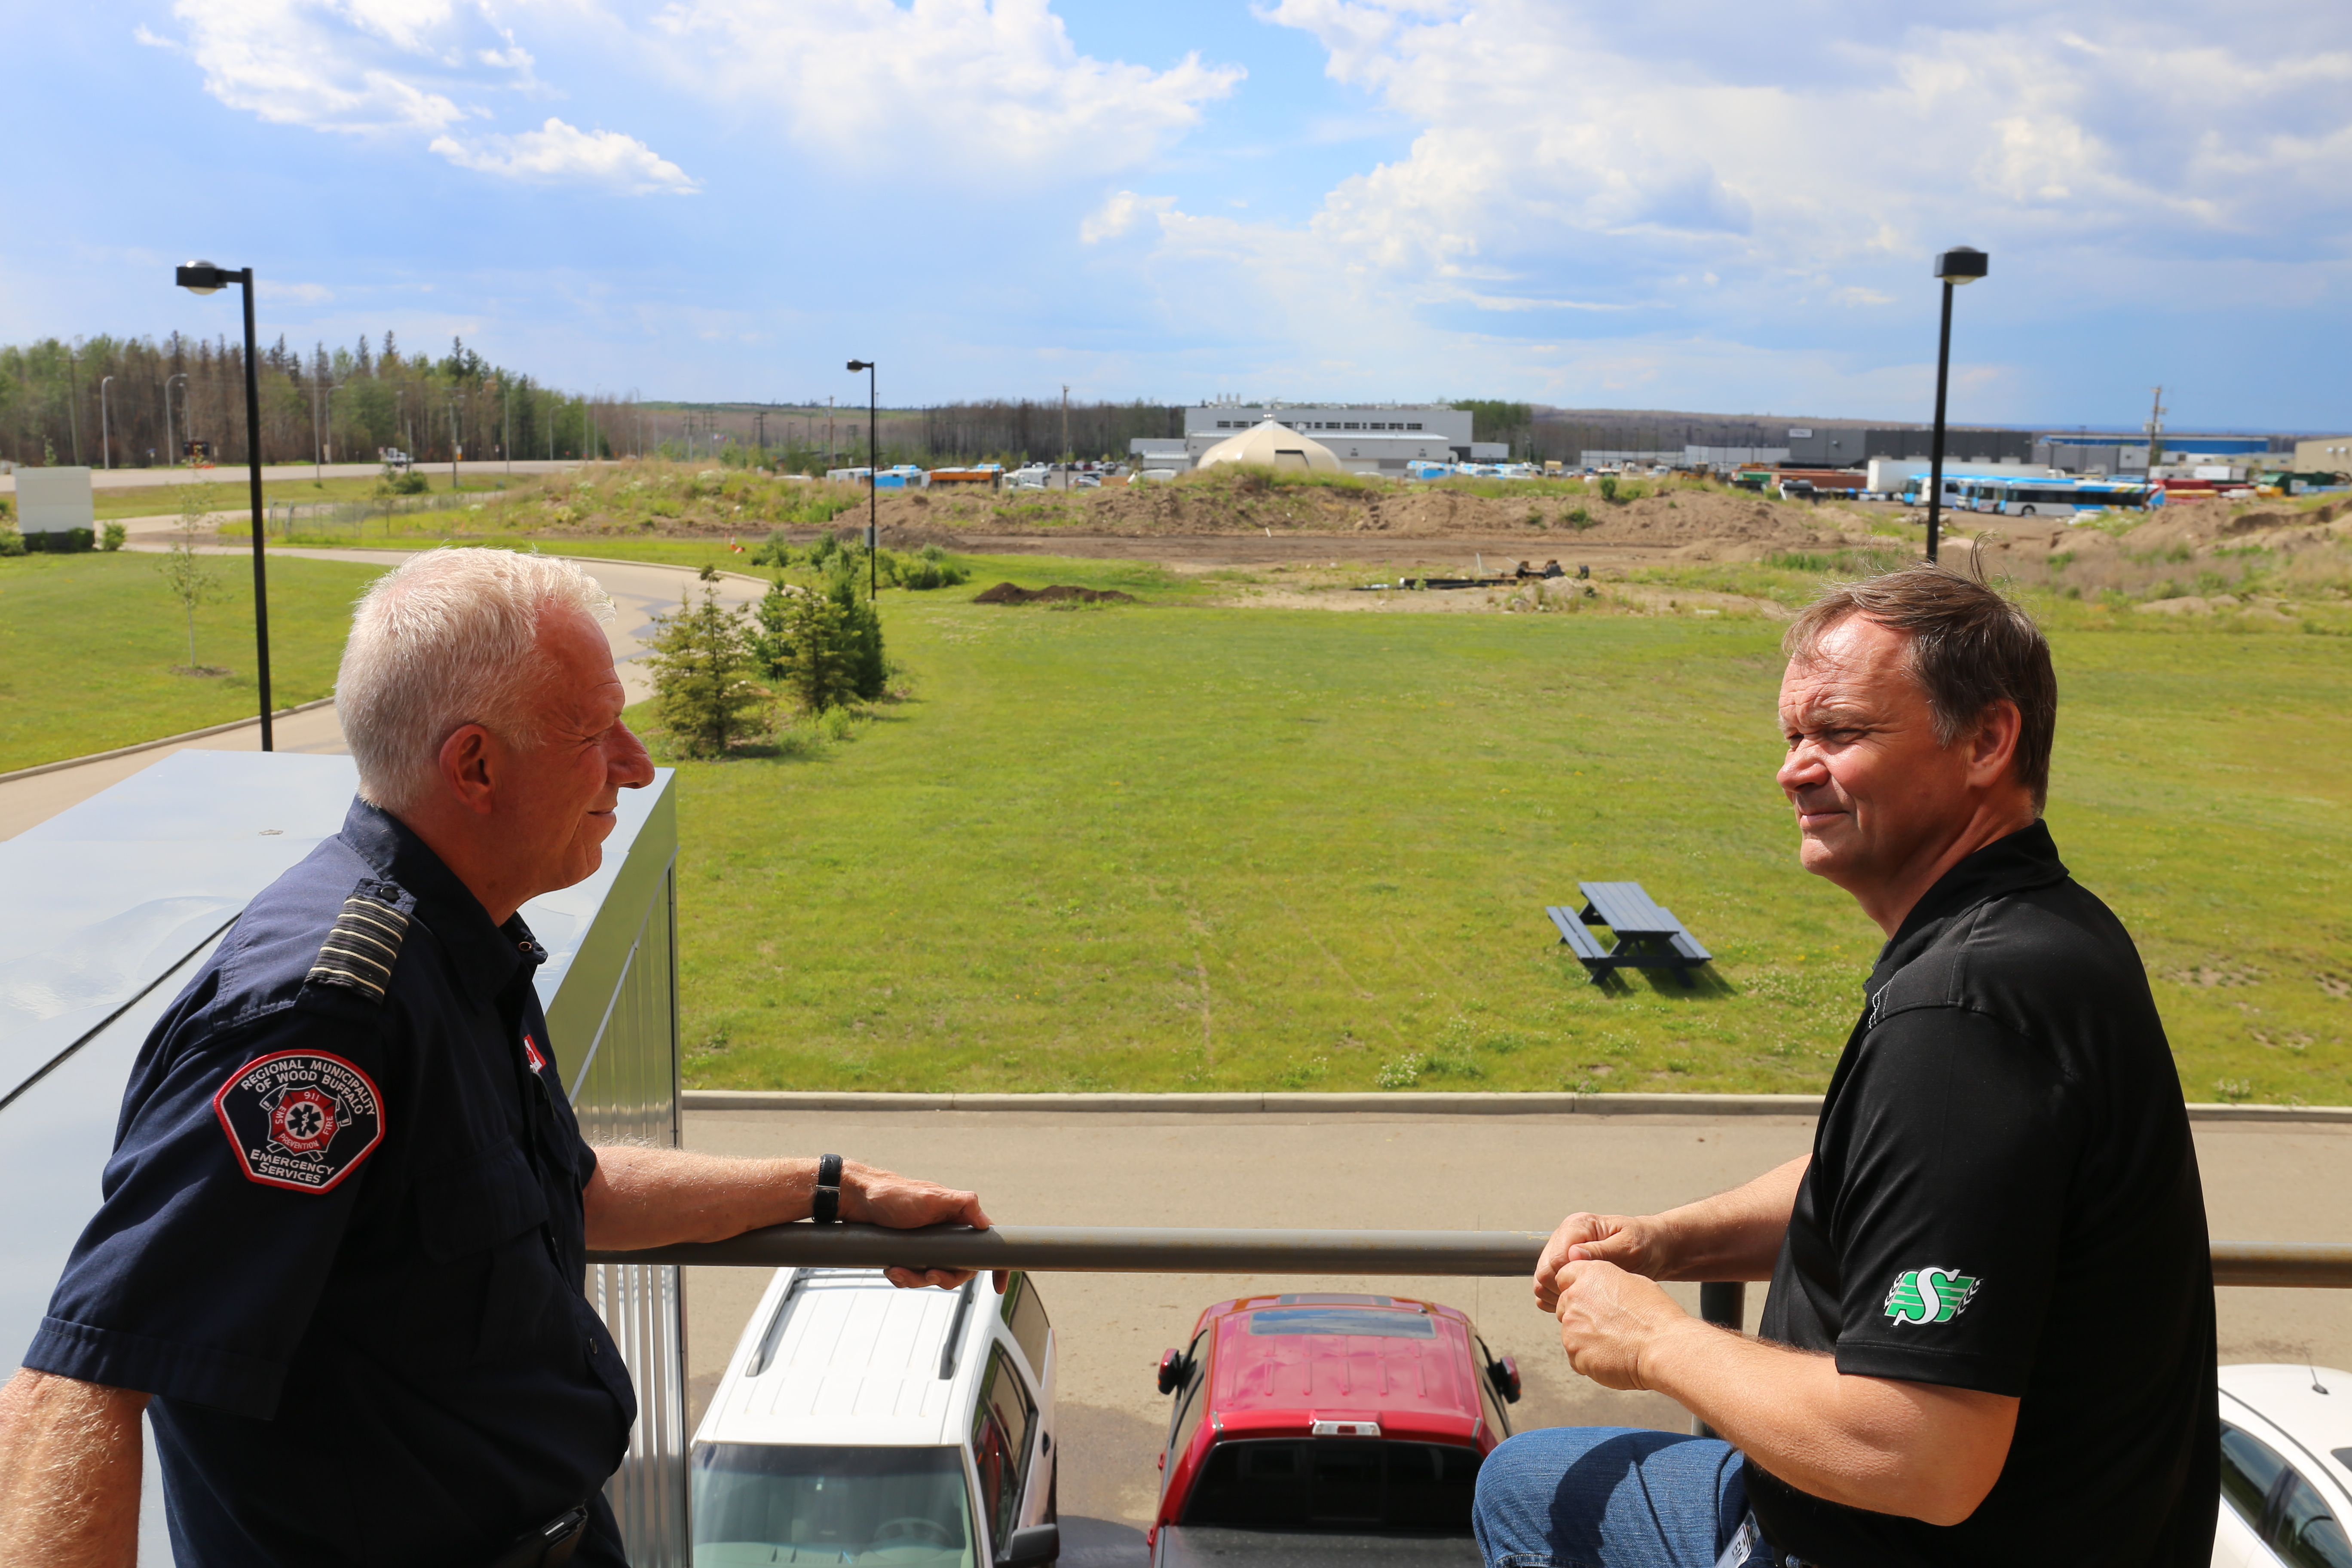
[{"xmin": 682, "ymin": 1106, "xmax": 2352, "ymax": 1556}]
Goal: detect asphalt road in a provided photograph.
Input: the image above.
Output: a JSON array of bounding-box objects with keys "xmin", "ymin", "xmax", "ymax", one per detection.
[{"xmin": 680, "ymin": 1105, "xmax": 2352, "ymax": 1560}]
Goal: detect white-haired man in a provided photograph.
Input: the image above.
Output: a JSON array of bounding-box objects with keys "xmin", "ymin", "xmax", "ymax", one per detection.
[{"xmin": 0, "ymin": 549, "xmax": 985, "ymax": 1568}]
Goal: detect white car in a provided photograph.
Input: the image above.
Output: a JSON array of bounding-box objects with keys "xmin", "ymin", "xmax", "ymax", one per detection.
[
  {"xmin": 692, "ymin": 1267, "xmax": 1060, "ymax": 1568},
  {"xmin": 2216, "ymin": 1364, "xmax": 2352, "ymax": 1567}
]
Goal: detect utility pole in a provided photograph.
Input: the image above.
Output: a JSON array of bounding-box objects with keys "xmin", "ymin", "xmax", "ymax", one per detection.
[
  {"xmin": 99, "ymin": 376, "xmax": 115, "ymax": 469},
  {"xmin": 66, "ymin": 343, "xmax": 83, "ymax": 464},
  {"xmin": 1061, "ymin": 383, "xmax": 1070, "ymax": 481},
  {"xmin": 827, "ymin": 396, "xmax": 834, "ymax": 466},
  {"xmin": 2143, "ymin": 386, "xmax": 2167, "ymax": 476}
]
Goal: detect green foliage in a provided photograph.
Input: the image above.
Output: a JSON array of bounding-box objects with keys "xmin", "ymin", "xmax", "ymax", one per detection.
[
  {"xmin": 1566, "ymin": 507, "xmax": 1593, "ymax": 529},
  {"xmin": 1599, "ymin": 475, "xmax": 1620, "ymax": 502},
  {"xmin": 755, "ymin": 582, "xmax": 858, "ymax": 715},
  {"xmin": 25, "ymin": 527, "xmax": 94, "ymax": 553},
  {"xmin": 824, "ymin": 563, "xmax": 891, "ymax": 701},
  {"xmin": 644, "ymin": 583, "xmax": 764, "ymax": 758},
  {"xmin": 382, "ymin": 469, "xmax": 430, "ymax": 496},
  {"xmin": 99, "ymin": 522, "xmax": 126, "ymax": 551},
  {"xmin": 751, "ymin": 530, "xmax": 794, "ymax": 567},
  {"xmin": 0, "ymin": 523, "xmax": 22, "ymax": 557}
]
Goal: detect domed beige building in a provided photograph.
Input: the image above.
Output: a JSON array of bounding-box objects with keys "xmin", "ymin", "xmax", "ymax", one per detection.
[{"xmin": 1192, "ymin": 419, "xmax": 1341, "ymax": 473}]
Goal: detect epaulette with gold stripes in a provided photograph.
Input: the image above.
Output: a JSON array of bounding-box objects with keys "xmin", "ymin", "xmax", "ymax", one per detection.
[{"xmin": 307, "ymin": 891, "xmax": 410, "ymax": 1001}]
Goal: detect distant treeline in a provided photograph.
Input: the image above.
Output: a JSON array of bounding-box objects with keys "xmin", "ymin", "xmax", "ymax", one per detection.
[{"xmin": 0, "ymin": 332, "xmax": 620, "ymax": 469}]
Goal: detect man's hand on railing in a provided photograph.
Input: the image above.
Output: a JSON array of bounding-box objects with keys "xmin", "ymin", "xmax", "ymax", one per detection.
[
  {"xmin": 1535, "ymin": 1213, "xmax": 1665, "ymax": 1312},
  {"xmin": 838, "ymin": 1163, "xmax": 996, "ymax": 1291}
]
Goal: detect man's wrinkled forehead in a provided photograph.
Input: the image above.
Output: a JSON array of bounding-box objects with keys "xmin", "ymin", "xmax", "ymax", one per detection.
[{"xmin": 1780, "ymin": 616, "xmax": 1908, "ymax": 720}]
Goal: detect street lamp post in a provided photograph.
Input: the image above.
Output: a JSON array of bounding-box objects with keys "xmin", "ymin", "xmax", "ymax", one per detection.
[
  {"xmin": 846, "ymin": 359, "xmax": 877, "ymax": 599},
  {"xmin": 326, "ymin": 382, "xmax": 351, "ymax": 466},
  {"xmin": 99, "ymin": 376, "xmax": 115, "ymax": 469},
  {"xmin": 449, "ymin": 392, "xmax": 466, "ymax": 490},
  {"xmin": 175, "ymin": 260, "xmax": 276, "ymax": 750},
  {"xmin": 165, "ymin": 372, "xmax": 189, "ymax": 467},
  {"xmin": 1925, "ymin": 245, "xmax": 1989, "ymax": 564}
]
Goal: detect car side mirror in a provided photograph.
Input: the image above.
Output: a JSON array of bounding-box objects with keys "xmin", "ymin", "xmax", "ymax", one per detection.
[
  {"xmin": 1001, "ymin": 1523, "xmax": 1060, "ymax": 1568},
  {"xmin": 1157, "ymin": 1348, "xmax": 1188, "ymax": 1395},
  {"xmin": 1489, "ymin": 1354, "xmax": 1522, "ymax": 1404}
]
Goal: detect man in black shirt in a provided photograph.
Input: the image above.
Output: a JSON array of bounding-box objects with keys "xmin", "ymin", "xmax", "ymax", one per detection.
[{"xmin": 1473, "ymin": 565, "xmax": 2216, "ymax": 1568}]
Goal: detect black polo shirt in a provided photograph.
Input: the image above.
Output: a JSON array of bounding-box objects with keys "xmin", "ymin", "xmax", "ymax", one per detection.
[
  {"xmin": 1748, "ymin": 822, "xmax": 2217, "ymax": 1568},
  {"xmin": 25, "ymin": 800, "xmax": 634, "ymax": 1568}
]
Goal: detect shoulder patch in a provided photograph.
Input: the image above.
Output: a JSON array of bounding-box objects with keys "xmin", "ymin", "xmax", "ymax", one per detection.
[
  {"xmin": 212, "ymin": 1051, "xmax": 386, "ymax": 1193},
  {"xmin": 307, "ymin": 890, "xmax": 410, "ymax": 1001}
]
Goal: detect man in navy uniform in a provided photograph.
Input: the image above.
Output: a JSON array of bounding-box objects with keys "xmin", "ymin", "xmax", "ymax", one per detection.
[{"xmin": 0, "ymin": 550, "xmax": 990, "ymax": 1567}]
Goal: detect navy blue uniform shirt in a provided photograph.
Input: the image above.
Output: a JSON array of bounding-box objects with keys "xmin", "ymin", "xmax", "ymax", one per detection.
[{"xmin": 26, "ymin": 799, "xmax": 636, "ymax": 1568}]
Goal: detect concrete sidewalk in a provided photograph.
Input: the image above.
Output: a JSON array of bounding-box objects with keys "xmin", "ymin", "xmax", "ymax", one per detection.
[{"xmin": 680, "ymin": 1104, "xmax": 2352, "ymax": 1547}]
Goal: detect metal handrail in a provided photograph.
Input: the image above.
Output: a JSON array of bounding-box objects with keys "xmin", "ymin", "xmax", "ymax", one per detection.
[{"xmin": 587, "ymin": 1224, "xmax": 2352, "ymax": 1287}]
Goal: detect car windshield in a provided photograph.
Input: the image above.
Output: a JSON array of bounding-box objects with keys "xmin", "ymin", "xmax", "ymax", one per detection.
[
  {"xmin": 691, "ymin": 1444, "xmax": 975, "ymax": 1568},
  {"xmin": 1183, "ymin": 1438, "xmax": 1481, "ymax": 1533}
]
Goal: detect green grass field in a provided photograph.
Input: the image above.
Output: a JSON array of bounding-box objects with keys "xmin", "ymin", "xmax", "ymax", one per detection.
[
  {"xmin": 655, "ymin": 577, "xmax": 2352, "ymax": 1104},
  {"xmin": 82, "ymin": 469, "xmax": 506, "ymax": 522},
  {"xmin": 0, "ymin": 551, "xmax": 388, "ymax": 770}
]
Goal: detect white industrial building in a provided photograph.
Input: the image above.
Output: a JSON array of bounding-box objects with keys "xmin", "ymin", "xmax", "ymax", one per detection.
[{"xmin": 1130, "ymin": 403, "xmax": 1500, "ymax": 475}]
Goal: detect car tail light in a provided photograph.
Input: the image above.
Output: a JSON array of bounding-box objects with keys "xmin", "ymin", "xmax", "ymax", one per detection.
[{"xmin": 1310, "ymin": 1419, "xmax": 1382, "ymax": 1437}]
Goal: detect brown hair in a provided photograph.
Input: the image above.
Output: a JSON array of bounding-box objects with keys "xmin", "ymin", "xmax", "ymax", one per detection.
[{"xmin": 1782, "ymin": 563, "xmax": 2057, "ymax": 811}]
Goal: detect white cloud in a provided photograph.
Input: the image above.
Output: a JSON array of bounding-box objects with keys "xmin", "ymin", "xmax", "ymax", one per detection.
[
  {"xmin": 431, "ymin": 118, "xmax": 700, "ymax": 193},
  {"xmin": 642, "ymin": 0, "xmax": 1242, "ymax": 177},
  {"xmin": 1081, "ymin": 190, "xmax": 1173, "ymax": 244},
  {"xmin": 148, "ymin": 0, "xmax": 689, "ymax": 191}
]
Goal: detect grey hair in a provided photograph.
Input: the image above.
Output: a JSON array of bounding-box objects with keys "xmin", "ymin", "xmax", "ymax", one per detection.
[{"xmin": 337, "ymin": 548, "xmax": 614, "ymax": 813}]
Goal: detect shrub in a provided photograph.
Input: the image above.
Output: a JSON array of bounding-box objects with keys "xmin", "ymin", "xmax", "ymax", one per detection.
[
  {"xmin": 644, "ymin": 583, "xmax": 764, "ymax": 758},
  {"xmin": 0, "ymin": 523, "xmax": 23, "ymax": 557},
  {"xmin": 100, "ymin": 522, "xmax": 126, "ymax": 551},
  {"xmin": 28, "ymin": 527, "xmax": 95, "ymax": 553},
  {"xmin": 805, "ymin": 531, "xmax": 840, "ymax": 567},
  {"xmin": 382, "ymin": 470, "xmax": 429, "ymax": 496},
  {"xmin": 750, "ymin": 530, "xmax": 794, "ymax": 568},
  {"xmin": 1566, "ymin": 506, "xmax": 1593, "ymax": 529},
  {"xmin": 1599, "ymin": 475, "xmax": 1619, "ymax": 502},
  {"xmin": 756, "ymin": 583, "xmax": 858, "ymax": 714}
]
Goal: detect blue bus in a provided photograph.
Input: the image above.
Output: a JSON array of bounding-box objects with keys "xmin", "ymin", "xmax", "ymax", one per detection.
[{"xmin": 1902, "ymin": 473, "xmax": 2153, "ymax": 516}]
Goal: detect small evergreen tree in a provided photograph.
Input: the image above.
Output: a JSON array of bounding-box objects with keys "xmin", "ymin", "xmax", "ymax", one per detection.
[
  {"xmin": 756, "ymin": 581, "xmax": 858, "ymax": 715},
  {"xmin": 644, "ymin": 582, "xmax": 762, "ymax": 757},
  {"xmin": 827, "ymin": 564, "xmax": 888, "ymax": 702}
]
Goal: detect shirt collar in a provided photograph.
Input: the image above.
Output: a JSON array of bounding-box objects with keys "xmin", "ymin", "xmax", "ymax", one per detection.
[
  {"xmin": 1872, "ymin": 819, "xmax": 2069, "ymax": 978},
  {"xmin": 338, "ymin": 798, "xmax": 546, "ymax": 1004}
]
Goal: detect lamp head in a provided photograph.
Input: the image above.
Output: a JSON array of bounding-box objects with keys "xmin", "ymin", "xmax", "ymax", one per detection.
[
  {"xmin": 847, "ymin": 359, "xmax": 872, "ymax": 372},
  {"xmin": 176, "ymin": 260, "xmax": 229, "ymax": 296},
  {"xmin": 1933, "ymin": 246, "xmax": 1989, "ymax": 285}
]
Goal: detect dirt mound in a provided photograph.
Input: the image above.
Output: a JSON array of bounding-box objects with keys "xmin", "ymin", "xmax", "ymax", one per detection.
[{"xmin": 971, "ymin": 582, "xmax": 1139, "ymax": 606}]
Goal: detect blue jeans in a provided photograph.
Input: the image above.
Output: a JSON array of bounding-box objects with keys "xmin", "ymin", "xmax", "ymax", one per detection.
[{"xmin": 1473, "ymin": 1427, "xmax": 1748, "ymax": 1568}]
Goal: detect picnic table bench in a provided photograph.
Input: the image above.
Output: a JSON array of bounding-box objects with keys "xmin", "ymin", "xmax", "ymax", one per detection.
[{"xmin": 1546, "ymin": 881, "xmax": 1712, "ymax": 987}]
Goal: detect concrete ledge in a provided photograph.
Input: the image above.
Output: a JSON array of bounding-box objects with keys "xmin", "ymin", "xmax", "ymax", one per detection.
[
  {"xmin": 0, "ymin": 696, "xmax": 340, "ymax": 785},
  {"xmin": 681, "ymin": 1089, "xmax": 2352, "ymax": 1122}
]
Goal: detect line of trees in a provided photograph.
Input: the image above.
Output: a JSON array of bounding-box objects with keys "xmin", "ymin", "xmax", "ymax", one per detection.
[{"xmin": 0, "ymin": 331, "xmax": 628, "ymax": 469}]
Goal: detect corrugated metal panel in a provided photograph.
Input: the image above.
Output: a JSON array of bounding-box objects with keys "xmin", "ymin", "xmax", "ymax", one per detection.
[{"xmin": 541, "ymin": 774, "xmax": 688, "ymax": 1568}]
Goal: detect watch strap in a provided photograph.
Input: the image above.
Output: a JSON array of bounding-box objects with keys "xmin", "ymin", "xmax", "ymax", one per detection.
[{"xmin": 813, "ymin": 1153, "xmax": 843, "ymax": 1225}]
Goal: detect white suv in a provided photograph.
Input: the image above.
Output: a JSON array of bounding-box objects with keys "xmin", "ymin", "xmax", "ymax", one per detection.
[
  {"xmin": 692, "ymin": 1267, "xmax": 1060, "ymax": 1568},
  {"xmin": 2215, "ymin": 1364, "xmax": 2352, "ymax": 1567}
]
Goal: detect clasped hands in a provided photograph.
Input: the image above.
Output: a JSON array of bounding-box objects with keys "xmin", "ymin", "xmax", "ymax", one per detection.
[{"xmin": 1533, "ymin": 1211, "xmax": 1712, "ymax": 1392}]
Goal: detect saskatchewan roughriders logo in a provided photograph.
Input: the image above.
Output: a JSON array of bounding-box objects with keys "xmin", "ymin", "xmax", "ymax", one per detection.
[{"xmin": 1884, "ymin": 1266, "xmax": 1979, "ymax": 1326}]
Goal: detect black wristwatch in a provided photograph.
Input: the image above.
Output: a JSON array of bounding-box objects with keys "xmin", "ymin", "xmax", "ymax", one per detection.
[{"xmin": 813, "ymin": 1154, "xmax": 843, "ymax": 1225}]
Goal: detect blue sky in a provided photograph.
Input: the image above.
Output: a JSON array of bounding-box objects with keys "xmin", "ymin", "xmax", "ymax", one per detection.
[{"xmin": 5, "ymin": 0, "xmax": 2348, "ymax": 430}]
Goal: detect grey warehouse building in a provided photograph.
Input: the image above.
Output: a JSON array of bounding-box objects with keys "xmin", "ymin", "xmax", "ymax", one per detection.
[{"xmin": 1131, "ymin": 404, "xmax": 1500, "ymax": 474}]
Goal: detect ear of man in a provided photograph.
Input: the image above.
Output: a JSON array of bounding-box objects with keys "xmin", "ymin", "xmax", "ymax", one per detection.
[{"xmin": 436, "ymin": 723, "xmax": 504, "ymax": 817}]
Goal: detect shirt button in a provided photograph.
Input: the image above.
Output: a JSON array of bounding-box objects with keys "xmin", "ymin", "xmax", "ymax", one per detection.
[{"xmin": 588, "ymin": 1337, "xmax": 600, "ymax": 1357}]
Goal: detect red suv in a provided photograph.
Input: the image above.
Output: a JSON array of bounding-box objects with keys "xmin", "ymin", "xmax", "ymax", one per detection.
[{"xmin": 1149, "ymin": 1293, "xmax": 1522, "ymax": 1566}]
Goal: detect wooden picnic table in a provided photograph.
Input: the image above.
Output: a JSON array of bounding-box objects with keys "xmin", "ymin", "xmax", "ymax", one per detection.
[{"xmin": 1545, "ymin": 881, "xmax": 1712, "ymax": 987}]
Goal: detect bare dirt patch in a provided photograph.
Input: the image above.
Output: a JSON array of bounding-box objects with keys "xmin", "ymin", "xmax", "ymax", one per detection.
[{"xmin": 971, "ymin": 582, "xmax": 1139, "ymax": 606}]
